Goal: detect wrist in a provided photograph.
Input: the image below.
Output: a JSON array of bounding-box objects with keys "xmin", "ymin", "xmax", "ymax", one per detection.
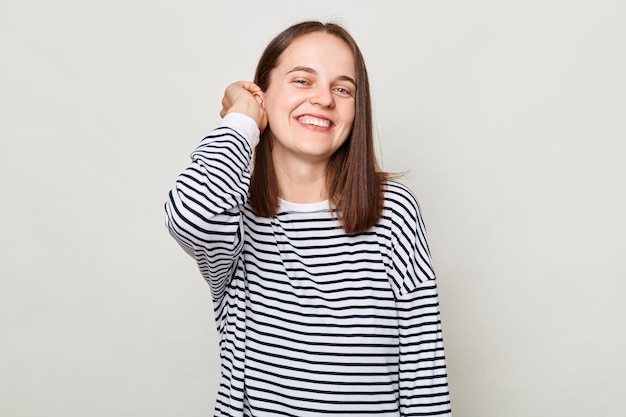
[{"xmin": 226, "ymin": 101, "xmax": 260, "ymax": 124}]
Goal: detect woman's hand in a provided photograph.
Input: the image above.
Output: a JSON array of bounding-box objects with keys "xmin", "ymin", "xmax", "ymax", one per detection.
[{"xmin": 220, "ymin": 81, "xmax": 268, "ymax": 131}]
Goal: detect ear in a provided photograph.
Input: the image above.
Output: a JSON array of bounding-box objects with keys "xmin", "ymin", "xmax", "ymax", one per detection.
[{"xmin": 254, "ymin": 92, "xmax": 266, "ymax": 110}]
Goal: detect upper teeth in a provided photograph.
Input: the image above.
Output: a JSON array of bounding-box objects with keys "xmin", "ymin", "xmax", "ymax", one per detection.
[{"xmin": 299, "ymin": 116, "xmax": 330, "ymax": 127}]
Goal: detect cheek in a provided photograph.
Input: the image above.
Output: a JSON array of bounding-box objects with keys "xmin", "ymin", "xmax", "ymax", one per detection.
[{"xmin": 343, "ymin": 104, "xmax": 356, "ymax": 127}]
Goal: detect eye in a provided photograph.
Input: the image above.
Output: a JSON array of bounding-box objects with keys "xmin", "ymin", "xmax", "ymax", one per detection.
[
  {"xmin": 334, "ymin": 86, "xmax": 353, "ymax": 97},
  {"xmin": 292, "ymin": 78, "xmax": 311, "ymax": 87}
]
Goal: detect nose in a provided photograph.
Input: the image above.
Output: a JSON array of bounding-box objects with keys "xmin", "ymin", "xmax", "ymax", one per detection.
[{"xmin": 310, "ymin": 85, "xmax": 335, "ymax": 108}]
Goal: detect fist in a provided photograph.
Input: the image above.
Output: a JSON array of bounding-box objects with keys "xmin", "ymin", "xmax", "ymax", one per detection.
[{"xmin": 220, "ymin": 81, "xmax": 267, "ymax": 131}]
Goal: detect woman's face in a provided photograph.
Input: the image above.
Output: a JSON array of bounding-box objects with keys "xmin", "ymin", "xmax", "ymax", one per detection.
[{"xmin": 262, "ymin": 32, "xmax": 356, "ymax": 166}]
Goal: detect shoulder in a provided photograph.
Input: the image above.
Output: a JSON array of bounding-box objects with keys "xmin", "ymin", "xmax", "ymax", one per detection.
[{"xmin": 382, "ymin": 180, "xmax": 422, "ymax": 221}]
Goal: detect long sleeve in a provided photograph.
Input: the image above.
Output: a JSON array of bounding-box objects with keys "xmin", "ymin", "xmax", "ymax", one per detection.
[
  {"xmin": 384, "ymin": 182, "xmax": 452, "ymax": 415},
  {"xmin": 397, "ymin": 281, "xmax": 451, "ymax": 416},
  {"xmin": 165, "ymin": 113, "xmax": 259, "ymax": 301}
]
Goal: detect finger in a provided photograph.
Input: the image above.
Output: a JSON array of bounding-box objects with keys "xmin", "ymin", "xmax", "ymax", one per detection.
[{"xmin": 238, "ymin": 81, "xmax": 262, "ymax": 94}]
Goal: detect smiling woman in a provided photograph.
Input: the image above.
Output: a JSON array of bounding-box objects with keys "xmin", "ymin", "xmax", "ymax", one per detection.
[
  {"xmin": 248, "ymin": 22, "xmax": 384, "ymax": 232},
  {"xmin": 262, "ymin": 32, "xmax": 357, "ymax": 201},
  {"xmin": 165, "ymin": 20, "xmax": 452, "ymax": 416}
]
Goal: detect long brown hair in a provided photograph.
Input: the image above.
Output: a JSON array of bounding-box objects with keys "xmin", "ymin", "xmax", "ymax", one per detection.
[{"xmin": 250, "ymin": 21, "xmax": 388, "ymax": 234}]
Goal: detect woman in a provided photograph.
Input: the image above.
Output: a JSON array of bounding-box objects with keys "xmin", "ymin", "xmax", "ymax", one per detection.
[{"xmin": 166, "ymin": 20, "xmax": 451, "ymax": 416}]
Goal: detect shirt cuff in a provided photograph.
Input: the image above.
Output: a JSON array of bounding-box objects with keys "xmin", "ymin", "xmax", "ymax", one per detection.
[{"xmin": 221, "ymin": 113, "xmax": 261, "ymax": 148}]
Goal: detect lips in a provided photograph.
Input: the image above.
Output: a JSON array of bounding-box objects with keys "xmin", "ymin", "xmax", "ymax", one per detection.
[{"xmin": 296, "ymin": 115, "xmax": 332, "ymax": 128}]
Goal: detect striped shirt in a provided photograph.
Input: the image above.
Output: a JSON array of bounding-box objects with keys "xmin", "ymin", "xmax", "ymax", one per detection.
[{"xmin": 165, "ymin": 113, "xmax": 452, "ymax": 416}]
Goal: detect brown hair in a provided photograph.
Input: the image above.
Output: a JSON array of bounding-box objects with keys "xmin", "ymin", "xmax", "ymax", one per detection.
[{"xmin": 250, "ymin": 21, "xmax": 388, "ymax": 234}]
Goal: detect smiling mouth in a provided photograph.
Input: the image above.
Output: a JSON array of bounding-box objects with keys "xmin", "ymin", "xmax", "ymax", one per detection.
[{"xmin": 297, "ymin": 115, "xmax": 332, "ymax": 128}]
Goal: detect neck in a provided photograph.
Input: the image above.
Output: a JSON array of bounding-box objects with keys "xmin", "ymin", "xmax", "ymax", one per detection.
[{"xmin": 274, "ymin": 159, "xmax": 328, "ymax": 204}]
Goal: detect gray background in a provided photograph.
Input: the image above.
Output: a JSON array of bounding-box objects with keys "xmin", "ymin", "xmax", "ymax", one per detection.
[{"xmin": 1, "ymin": 1, "xmax": 624, "ymax": 416}]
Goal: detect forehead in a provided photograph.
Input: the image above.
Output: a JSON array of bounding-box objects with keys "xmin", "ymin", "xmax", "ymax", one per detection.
[{"xmin": 275, "ymin": 32, "xmax": 356, "ymax": 76}]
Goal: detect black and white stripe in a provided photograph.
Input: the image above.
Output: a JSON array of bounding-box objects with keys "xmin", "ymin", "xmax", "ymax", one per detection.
[{"xmin": 165, "ymin": 113, "xmax": 451, "ymax": 416}]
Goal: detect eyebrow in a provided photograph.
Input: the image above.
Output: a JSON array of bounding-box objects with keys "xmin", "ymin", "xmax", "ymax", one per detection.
[{"xmin": 286, "ymin": 66, "xmax": 357, "ymax": 87}]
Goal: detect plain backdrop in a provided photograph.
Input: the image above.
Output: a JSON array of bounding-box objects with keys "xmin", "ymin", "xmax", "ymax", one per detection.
[{"xmin": 1, "ymin": 1, "xmax": 625, "ymax": 416}]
